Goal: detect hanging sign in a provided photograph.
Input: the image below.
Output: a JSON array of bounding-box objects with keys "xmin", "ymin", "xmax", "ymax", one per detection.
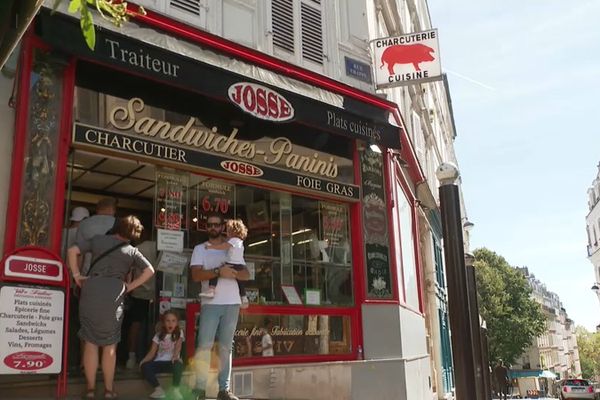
[
  {"xmin": 155, "ymin": 170, "xmax": 187, "ymax": 231},
  {"xmin": 372, "ymin": 29, "xmax": 442, "ymax": 88},
  {"xmin": 0, "ymin": 284, "xmax": 65, "ymax": 374}
]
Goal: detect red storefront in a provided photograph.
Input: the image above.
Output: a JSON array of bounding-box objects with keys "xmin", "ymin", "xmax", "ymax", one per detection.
[{"xmin": 1, "ymin": 6, "xmax": 426, "ymax": 384}]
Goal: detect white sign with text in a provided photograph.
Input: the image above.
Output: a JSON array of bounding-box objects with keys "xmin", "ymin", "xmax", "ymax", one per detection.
[
  {"xmin": 372, "ymin": 29, "xmax": 441, "ymax": 88},
  {"xmin": 0, "ymin": 285, "xmax": 64, "ymax": 374},
  {"xmin": 157, "ymin": 229, "xmax": 184, "ymax": 252}
]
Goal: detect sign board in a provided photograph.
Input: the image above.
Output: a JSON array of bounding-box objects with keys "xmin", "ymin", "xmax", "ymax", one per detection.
[
  {"xmin": 372, "ymin": 29, "xmax": 441, "ymax": 88},
  {"xmin": 360, "ymin": 149, "xmax": 393, "ymax": 299},
  {"xmin": 0, "ymin": 284, "xmax": 65, "ymax": 374},
  {"xmin": 73, "ymin": 123, "xmax": 360, "ymax": 201},
  {"xmin": 157, "ymin": 229, "xmax": 184, "ymax": 252},
  {"xmin": 344, "ymin": 57, "xmax": 372, "ymax": 84},
  {"xmin": 4, "ymin": 255, "xmax": 63, "ymax": 283}
]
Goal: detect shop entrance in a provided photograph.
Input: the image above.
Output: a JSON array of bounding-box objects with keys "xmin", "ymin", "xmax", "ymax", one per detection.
[{"xmin": 63, "ymin": 149, "xmax": 159, "ymax": 374}]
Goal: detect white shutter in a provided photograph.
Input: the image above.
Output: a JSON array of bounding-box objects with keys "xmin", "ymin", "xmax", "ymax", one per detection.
[
  {"xmin": 270, "ymin": 0, "xmax": 326, "ymax": 70},
  {"xmin": 272, "ymin": 0, "xmax": 295, "ymax": 54},
  {"xmin": 300, "ymin": 0, "xmax": 323, "ymax": 65},
  {"xmin": 167, "ymin": 0, "xmax": 207, "ymax": 28}
]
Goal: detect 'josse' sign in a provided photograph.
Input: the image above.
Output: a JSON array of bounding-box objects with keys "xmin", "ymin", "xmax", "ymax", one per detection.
[{"xmin": 228, "ymin": 83, "xmax": 294, "ymax": 122}]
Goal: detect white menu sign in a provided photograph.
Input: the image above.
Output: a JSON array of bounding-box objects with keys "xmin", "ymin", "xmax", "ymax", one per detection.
[{"xmin": 0, "ymin": 285, "xmax": 64, "ymax": 374}]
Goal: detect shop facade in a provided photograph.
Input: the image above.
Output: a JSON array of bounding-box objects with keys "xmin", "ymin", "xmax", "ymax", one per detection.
[{"xmin": 0, "ymin": 6, "xmax": 432, "ymax": 399}]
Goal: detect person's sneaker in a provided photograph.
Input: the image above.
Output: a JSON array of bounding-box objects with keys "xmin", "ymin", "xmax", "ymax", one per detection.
[
  {"xmin": 217, "ymin": 389, "xmax": 239, "ymax": 400},
  {"xmin": 240, "ymin": 296, "xmax": 249, "ymax": 309},
  {"xmin": 198, "ymin": 287, "xmax": 215, "ymax": 298},
  {"xmin": 125, "ymin": 356, "xmax": 136, "ymax": 369},
  {"xmin": 171, "ymin": 387, "xmax": 183, "ymax": 400},
  {"xmin": 149, "ymin": 386, "xmax": 166, "ymax": 399},
  {"xmin": 192, "ymin": 389, "xmax": 206, "ymax": 400}
]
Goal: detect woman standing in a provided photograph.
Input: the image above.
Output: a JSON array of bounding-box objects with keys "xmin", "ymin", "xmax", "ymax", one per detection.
[{"xmin": 68, "ymin": 215, "xmax": 155, "ymax": 399}]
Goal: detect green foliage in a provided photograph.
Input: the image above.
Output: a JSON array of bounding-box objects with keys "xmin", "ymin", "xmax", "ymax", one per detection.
[
  {"xmin": 474, "ymin": 248, "xmax": 546, "ymax": 364},
  {"xmin": 576, "ymin": 326, "xmax": 600, "ymax": 380},
  {"xmin": 52, "ymin": 0, "xmax": 145, "ymax": 51}
]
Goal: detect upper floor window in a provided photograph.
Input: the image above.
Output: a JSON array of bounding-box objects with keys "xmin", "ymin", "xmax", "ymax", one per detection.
[{"xmin": 271, "ymin": 0, "xmax": 325, "ymax": 69}]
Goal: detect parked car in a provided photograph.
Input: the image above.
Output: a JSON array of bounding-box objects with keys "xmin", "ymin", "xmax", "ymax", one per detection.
[{"xmin": 559, "ymin": 379, "xmax": 596, "ymax": 400}]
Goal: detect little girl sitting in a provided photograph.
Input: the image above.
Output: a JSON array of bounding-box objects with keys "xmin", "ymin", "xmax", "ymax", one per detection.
[
  {"xmin": 199, "ymin": 218, "xmax": 249, "ymax": 308},
  {"xmin": 139, "ymin": 311, "xmax": 184, "ymax": 399}
]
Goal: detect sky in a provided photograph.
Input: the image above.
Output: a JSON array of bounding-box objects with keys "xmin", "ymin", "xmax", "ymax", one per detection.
[{"xmin": 428, "ymin": 1, "xmax": 600, "ymax": 331}]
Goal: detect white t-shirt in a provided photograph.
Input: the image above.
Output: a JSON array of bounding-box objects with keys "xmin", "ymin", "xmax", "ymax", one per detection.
[
  {"xmin": 227, "ymin": 237, "xmax": 245, "ymax": 265},
  {"xmin": 191, "ymin": 242, "xmax": 241, "ymax": 305},
  {"xmin": 262, "ymin": 333, "xmax": 274, "ymax": 357},
  {"xmin": 153, "ymin": 332, "xmax": 184, "ymax": 362}
]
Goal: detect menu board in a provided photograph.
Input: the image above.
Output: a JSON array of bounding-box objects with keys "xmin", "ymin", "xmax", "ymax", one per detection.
[
  {"xmin": 194, "ymin": 178, "xmax": 234, "ymax": 230},
  {"xmin": 0, "ymin": 284, "xmax": 64, "ymax": 374},
  {"xmin": 319, "ymin": 202, "xmax": 350, "ymax": 264},
  {"xmin": 155, "ymin": 169, "xmax": 188, "ymax": 231},
  {"xmin": 360, "ymin": 149, "xmax": 393, "ymax": 299}
]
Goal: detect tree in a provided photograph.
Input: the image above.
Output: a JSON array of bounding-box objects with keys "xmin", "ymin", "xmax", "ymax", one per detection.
[
  {"xmin": 52, "ymin": 0, "xmax": 144, "ymax": 50},
  {"xmin": 575, "ymin": 326, "xmax": 600, "ymax": 380},
  {"xmin": 474, "ymin": 248, "xmax": 546, "ymax": 364}
]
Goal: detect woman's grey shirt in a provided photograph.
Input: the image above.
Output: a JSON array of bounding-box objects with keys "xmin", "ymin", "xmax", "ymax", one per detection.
[{"xmin": 77, "ymin": 234, "xmax": 151, "ymax": 279}]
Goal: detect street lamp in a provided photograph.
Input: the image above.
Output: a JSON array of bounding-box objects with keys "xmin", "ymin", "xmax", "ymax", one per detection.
[{"xmin": 436, "ymin": 163, "xmax": 479, "ymax": 400}]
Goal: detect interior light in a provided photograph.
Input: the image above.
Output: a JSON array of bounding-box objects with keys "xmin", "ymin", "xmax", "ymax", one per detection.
[
  {"xmin": 192, "ymin": 217, "xmax": 198, "ymax": 223},
  {"xmin": 292, "ymin": 228, "xmax": 312, "ymax": 236},
  {"xmin": 296, "ymin": 239, "xmax": 313, "ymax": 245},
  {"xmin": 369, "ymin": 144, "xmax": 382, "ymax": 153},
  {"xmin": 160, "ymin": 207, "xmax": 166, "ymax": 212},
  {"xmin": 248, "ymin": 239, "xmax": 268, "ymax": 248}
]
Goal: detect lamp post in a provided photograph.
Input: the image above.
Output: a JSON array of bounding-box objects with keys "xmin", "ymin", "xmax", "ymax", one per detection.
[
  {"xmin": 436, "ymin": 163, "xmax": 479, "ymax": 400},
  {"xmin": 465, "ymin": 251, "xmax": 486, "ymax": 400}
]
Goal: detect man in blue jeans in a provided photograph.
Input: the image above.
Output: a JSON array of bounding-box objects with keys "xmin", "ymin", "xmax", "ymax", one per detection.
[{"xmin": 191, "ymin": 213, "xmax": 250, "ymax": 400}]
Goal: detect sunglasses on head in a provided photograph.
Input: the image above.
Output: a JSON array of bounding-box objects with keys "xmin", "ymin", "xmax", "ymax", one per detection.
[{"xmin": 206, "ymin": 222, "xmax": 222, "ymax": 228}]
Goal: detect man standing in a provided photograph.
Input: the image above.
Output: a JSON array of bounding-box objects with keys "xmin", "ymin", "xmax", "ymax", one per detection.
[
  {"xmin": 494, "ymin": 359, "xmax": 510, "ymax": 400},
  {"xmin": 76, "ymin": 197, "xmax": 117, "ymax": 275},
  {"xmin": 191, "ymin": 213, "xmax": 249, "ymax": 400}
]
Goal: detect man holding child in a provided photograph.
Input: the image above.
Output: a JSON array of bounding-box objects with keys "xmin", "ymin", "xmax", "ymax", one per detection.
[{"xmin": 190, "ymin": 213, "xmax": 250, "ymax": 400}]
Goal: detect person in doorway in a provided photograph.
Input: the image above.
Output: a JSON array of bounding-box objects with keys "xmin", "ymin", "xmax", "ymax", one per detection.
[
  {"xmin": 61, "ymin": 206, "xmax": 90, "ymax": 372},
  {"xmin": 139, "ymin": 311, "xmax": 184, "ymax": 400},
  {"xmin": 61, "ymin": 206, "xmax": 90, "ymax": 259},
  {"xmin": 76, "ymin": 197, "xmax": 117, "ymax": 275},
  {"xmin": 190, "ymin": 213, "xmax": 250, "ymax": 400},
  {"xmin": 126, "ymin": 234, "xmax": 157, "ymax": 369},
  {"xmin": 494, "ymin": 359, "xmax": 510, "ymax": 400},
  {"xmin": 261, "ymin": 318, "xmax": 274, "ymax": 357},
  {"xmin": 68, "ymin": 216, "xmax": 155, "ymax": 399},
  {"xmin": 200, "ymin": 219, "xmax": 249, "ymax": 309}
]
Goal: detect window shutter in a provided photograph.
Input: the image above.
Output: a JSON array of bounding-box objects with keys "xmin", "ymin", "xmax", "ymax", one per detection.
[
  {"xmin": 167, "ymin": 0, "xmax": 206, "ymax": 28},
  {"xmin": 300, "ymin": 0, "xmax": 323, "ymax": 65},
  {"xmin": 169, "ymin": 0, "xmax": 202, "ymax": 16},
  {"xmin": 272, "ymin": 0, "xmax": 295, "ymax": 53}
]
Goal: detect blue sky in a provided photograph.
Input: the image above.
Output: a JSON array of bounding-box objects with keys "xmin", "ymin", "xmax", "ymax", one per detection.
[{"xmin": 429, "ymin": 1, "xmax": 600, "ymax": 330}]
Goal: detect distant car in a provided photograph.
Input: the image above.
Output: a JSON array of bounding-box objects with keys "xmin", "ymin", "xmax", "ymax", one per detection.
[{"xmin": 560, "ymin": 379, "xmax": 596, "ymax": 400}]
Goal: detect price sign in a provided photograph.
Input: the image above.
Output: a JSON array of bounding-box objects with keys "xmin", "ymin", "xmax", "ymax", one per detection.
[
  {"xmin": 0, "ymin": 284, "xmax": 65, "ymax": 374},
  {"xmin": 194, "ymin": 179, "xmax": 234, "ymax": 230},
  {"xmin": 155, "ymin": 170, "xmax": 188, "ymax": 231}
]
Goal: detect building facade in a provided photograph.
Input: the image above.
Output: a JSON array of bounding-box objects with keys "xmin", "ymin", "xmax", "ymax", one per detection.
[
  {"xmin": 514, "ymin": 268, "xmax": 581, "ymax": 380},
  {"xmin": 0, "ymin": 1, "xmax": 466, "ymax": 399},
  {"xmin": 587, "ymin": 164, "xmax": 600, "ymax": 311}
]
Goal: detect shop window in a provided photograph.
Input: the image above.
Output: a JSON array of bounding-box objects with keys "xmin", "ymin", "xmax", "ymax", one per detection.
[
  {"xmin": 395, "ymin": 182, "xmax": 420, "ymax": 310},
  {"xmin": 232, "ymin": 313, "xmax": 351, "ymax": 358},
  {"xmin": 188, "ymin": 180, "xmax": 353, "ymax": 306}
]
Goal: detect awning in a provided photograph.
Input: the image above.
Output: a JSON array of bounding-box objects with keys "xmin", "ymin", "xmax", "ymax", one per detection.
[
  {"xmin": 36, "ymin": 10, "xmax": 402, "ymax": 149},
  {"xmin": 509, "ymin": 369, "xmax": 557, "ymax": 380}
]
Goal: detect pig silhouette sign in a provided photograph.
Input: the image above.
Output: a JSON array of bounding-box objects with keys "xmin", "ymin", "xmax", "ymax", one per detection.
[{"xmin": 372, "ymin": 29, "xmax": 442, "ymax": 88}]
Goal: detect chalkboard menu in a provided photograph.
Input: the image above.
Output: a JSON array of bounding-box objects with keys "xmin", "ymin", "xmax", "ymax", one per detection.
[{"xmin": 360, "ymin": 149, "xmax": 393, "ymax": 299}]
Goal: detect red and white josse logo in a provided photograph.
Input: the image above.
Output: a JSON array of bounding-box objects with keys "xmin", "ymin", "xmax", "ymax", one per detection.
[
  {"xmin": 220, "ymin": 160, "xmax": 264, "ymax": 177},
  {"xmin": 228, "ymin": 83, "xmax": 294, "ymax": 122}
]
